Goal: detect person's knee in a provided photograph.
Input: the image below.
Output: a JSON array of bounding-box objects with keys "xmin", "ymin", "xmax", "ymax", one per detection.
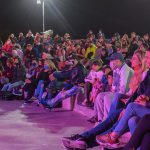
[
  {"xmin": 104, "ymin": 94, "xmax": 112, "ymax": 106},
  {"xmin": 96, "ymin": 94, "xmax": 105, "ymax": 107},
  {"xmin": 4, "ymin": 84, "xmax": 9, "ymax": 88},
  {"xmin": 128, "ymin": 116, "xmax": 140, "ymax": 133},
  {"xmin": 128, "ymin": 116, "xmax": 140, "ymax": 126},
  {"xmin": 7, "ymin": 84, "xmax": 13, "ymax": 91},
  {"xmin": 40, "ymin": 83, "xmax": 44, "ymax": 88},
  {"xmin": 95, "ymin": 94, "xmax": 101, "ymax": 103}
]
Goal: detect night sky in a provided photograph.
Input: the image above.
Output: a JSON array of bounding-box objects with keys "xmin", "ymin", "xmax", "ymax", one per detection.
[{"xmin": 0, "ymin": 0, "xmax": 150, "ymax": 41}]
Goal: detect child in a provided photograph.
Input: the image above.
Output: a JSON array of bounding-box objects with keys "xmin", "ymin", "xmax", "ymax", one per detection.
[{"xmin": 83, "ymin": 60, "xmax": 104, "ymax": 107}]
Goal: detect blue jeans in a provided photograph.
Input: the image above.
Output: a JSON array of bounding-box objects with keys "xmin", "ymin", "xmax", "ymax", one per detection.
[
  {"xmin": 128, "ymin": 116, "xmax": 140, "ymax": 134},
  {"xmin": 46, "ymin": 86, "xmax": 81, "ymax": 108},
  {"xmin": 34, "ymin": 80, "xmax": 45, "ymax": 100},
  {"xmin": 114, "ymin": 103, "xmax": 150, "ymax": 137},
  {"xmin": 1, "ymin": 81, "xmax": 24, "ymax": 92},
  {"xmin": 80, "ymin": 109, "xmax": 122, "ymax": 147},
  {"xmin": 108, "ymin": 92, "xmax": 126, "ymax": 116},
  {"xmin": 124, "ymin": 115, "xmax": 150, "ymax": 150}
]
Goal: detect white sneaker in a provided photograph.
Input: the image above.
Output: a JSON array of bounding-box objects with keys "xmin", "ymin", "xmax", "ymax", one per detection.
[{"xmin": 62, "ymin": 137, "xmax": 87, "ymax": 150}]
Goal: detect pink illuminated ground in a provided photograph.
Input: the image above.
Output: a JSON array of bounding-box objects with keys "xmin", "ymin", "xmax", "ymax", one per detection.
[{"xmin": 0, "ymin": 100, "xmax": 100, "ymax": 150}]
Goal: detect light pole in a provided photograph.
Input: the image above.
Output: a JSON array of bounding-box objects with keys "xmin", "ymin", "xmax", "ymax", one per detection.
[{"xmin": 37, "ymin": 0, "xmax": 45, "ymax": 32}]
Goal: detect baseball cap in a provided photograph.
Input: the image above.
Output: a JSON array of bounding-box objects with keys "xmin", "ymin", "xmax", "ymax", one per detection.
[{"xmin": 107, "ymin": 52, "xmax": 124, "ymax": 61}]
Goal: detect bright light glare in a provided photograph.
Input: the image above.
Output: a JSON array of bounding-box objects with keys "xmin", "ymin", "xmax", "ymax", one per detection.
[{"xmin": 37, "ymin": 0, "xmax": 41, "ymax": 5}]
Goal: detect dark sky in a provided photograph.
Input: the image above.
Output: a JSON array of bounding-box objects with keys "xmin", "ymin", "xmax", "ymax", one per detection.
[{"xmin": 0, "ymin": 0, "xmax": 150, "ymax": 40}]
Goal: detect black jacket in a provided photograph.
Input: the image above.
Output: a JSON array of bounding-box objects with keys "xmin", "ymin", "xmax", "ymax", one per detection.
[
  {"xmin": 125, "ymin": 69, "xmax": 150, "ymax": 107},
  {"xmin": 11, "ymin": 65, "xmax": 26, "ymax": 83},
  {"xmin": 70, "ymin": 63, "xmax": 87, "ymax": 85}
]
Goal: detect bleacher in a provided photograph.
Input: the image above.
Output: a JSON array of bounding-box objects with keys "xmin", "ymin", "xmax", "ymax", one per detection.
[{"xmin": 62, "ymin": 87, "xmax": 94, "ymax": 117}]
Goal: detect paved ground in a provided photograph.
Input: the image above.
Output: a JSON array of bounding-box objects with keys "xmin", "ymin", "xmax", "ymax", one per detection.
[{"xmin": 0, "ymin": 100, "xmax": 100, "ymax": 150}]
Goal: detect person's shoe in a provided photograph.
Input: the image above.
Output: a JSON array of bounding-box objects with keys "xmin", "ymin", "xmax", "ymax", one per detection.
[
  {"xmin": 24, "ymin": 100, "xmax": 32, "ymax": 104},
  {"xmin": 87, "ymin": 116, "xmax": 98, "ymax": 123},
  {"xmin": 19, "ymin": 100, "xmax": 31, "ymax": 108},
  {"xmin": 40, "ymin": 99, "xmax": 48, "ymax": 106},
  {"xmin": 20, "ymin": 104, "xmax": 25, "ymax": 108},
  {"xmin": 30, "ymin": 96, "xmax": 37, "ymax": 100},
  {"xmin": 81, "ymin": 101, "xmax": 93, "ymax": 108},
  {"xmin": 96, "ymin": 133, "xmax": 118, "ymax": 145},
  {"xmin": 81, "ymin": 100, "xmax": 87, "ymax": 106},
  {"xmin": 96, "ymin": 134, "xmax": 124, "ymax": 149},
  {"xmin": 40, "ymin": 99, "xmax": 53, "ymax": 110},
  {"xmin": 62, "ymin": 134, "xmax": 87, "ymax": 150}
]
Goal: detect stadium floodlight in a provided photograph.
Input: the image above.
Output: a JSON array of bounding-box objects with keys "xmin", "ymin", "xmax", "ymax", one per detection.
[
  {"xmin": 37, "ymin": 0, "xmax": 41, "ymax": 5},
  {"xmin": 37, "ymin": 0, "xmax": 45, "ymax": 32}
]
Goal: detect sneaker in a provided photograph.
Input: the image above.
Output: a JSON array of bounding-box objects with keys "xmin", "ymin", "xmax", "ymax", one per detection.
[
  {"xmin": 96, "ymin": 136, "xmax": 124, "ymax": 149},
  {"xmin": 96, "ymin": 134, "xmax": 118, "ymax": 145},
  {"xmin": 24, "ymin": 100, "xmax": 32, "ymax": 104},
  {"xmin": 33, "ymin": 99, "xmax": 39, "ymax": 104},
  {"xmin": 40, "ymin": 99, "xmax": 53, "ymax": 110},
  {"xmin": 20, "ymin": 104, "xmax": 25, "ymax": 108},
  {"xmin": 30, "ymin": 96, "xmax": 37, "ymax": 100},
  {"xmin": 87, "ymin": 116, "xmax": 98, "ymax": 123},
  {"xmin": 62, "ymin": 134, "xmax": 87, "ymax": 150}
]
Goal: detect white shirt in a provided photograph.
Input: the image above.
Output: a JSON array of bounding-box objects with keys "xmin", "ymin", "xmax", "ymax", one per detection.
[
  {"xmin": 85, "ymin": 70, "xmax": 104, "ymax": 83},
  {"xmin": 112, "ymin": 63, "xmax": 134, "ymax": 94}
]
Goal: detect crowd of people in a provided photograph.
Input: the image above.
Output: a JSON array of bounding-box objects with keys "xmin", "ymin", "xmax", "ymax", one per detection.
[{"xmin": 0, "ymin": 29, "xmax": 150, "ymax": 150}]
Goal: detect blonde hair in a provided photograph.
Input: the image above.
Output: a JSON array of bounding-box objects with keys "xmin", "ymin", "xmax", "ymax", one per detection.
[
  {"xmin": 134, "ymin": 50, "xmax": 146, "ymax": 70},
  {"xmin": 129, "ymin": 50, "xmax": 145, "ymax": 93},
  {"xmin": 0, "ymin": 71, "xmax": 2, "ymax": 77},
  {"xmin": 45, "ymin": 60, "xmax": 57, "ymax": 71}
]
